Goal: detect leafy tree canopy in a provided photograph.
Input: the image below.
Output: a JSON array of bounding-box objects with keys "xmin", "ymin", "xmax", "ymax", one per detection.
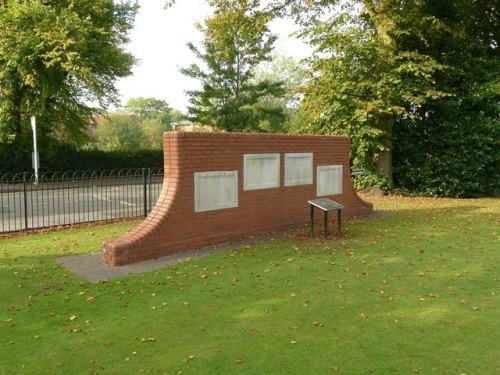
[
  {"xmin": 95, "ymin": 113, "xmax": 144, "ymax": 152},
  {"xmin": 124, "ymin": 97, "xmax": 175, "ymax": 125},
  {"xmin": 0, "ymin": 0, "xmax": 138, "ymax": 147},
  {"xmin": 122, "ymin": 97, "xmax": 184, "ymax": 149},
  {"xmin": 251, "ymin": 52, "xmax": 309, "ymax": 132},
  {"xmin": 269, "ymin": 0, "xmax": 498, "ymax": 193},
  {"xmin": 181, "ymin": 0, "xmax": 285, "ymax": 132}
]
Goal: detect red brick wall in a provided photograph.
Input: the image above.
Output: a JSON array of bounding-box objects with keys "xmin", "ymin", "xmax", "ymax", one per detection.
[{"xmin": 103, "ymin": 132, "xmax": 372, "ymax": 266}]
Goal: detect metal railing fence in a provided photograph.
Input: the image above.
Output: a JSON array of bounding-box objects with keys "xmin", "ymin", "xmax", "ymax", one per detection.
[{"xmin": 0, "ymin": 168, "xmax": 164, "ymax": 233}]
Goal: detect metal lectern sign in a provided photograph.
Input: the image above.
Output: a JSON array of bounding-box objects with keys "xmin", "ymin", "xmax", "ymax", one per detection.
[{"xmin": 308, "ymin": 198, "xmax": 344, "ymax": 239}]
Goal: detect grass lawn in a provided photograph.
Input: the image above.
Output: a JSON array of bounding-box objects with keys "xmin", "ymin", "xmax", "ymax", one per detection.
[{"xmin": 0, "ymin": 196, "xmax": 498, "ymax": 374}]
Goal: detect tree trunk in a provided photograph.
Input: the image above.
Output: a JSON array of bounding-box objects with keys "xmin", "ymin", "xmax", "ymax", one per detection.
[
  {"xmin": 374, "ymin": 114, "xmax": 394, "ymax": 188},
  {"xmin": 375, "ymin": 149, "xmax": 393, "ymax": 188}
]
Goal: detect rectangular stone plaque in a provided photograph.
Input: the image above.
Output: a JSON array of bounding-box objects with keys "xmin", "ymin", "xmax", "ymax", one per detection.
[
  {"xmin": 194, "ymin": 171, "xmax": 238, "ymax": 212},
  {"xmin": 285, "ymin": 153, "xmax": 313, "ymax": 186},
  {"xmin": 317, "ymin": 165, "xmax": 343, "ymax": 196},
  {"xmin": 243, "ymin": 154, "xmax": 280, "ymax": 190}
]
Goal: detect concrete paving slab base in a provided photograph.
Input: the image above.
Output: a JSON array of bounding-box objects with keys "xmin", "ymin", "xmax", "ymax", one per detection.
[
  {"xmin": 56, "ymin": 245, "xmax": 234, "ymax": 283},
  {"xmin": 56, "ymin": 210, "xmax": 391, "ymax": 283}
]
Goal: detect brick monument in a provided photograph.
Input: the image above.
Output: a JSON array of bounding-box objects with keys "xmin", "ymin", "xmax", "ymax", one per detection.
[{"xmin": 103, "ymin": 132, "xmax": 372, "ymax": 266}]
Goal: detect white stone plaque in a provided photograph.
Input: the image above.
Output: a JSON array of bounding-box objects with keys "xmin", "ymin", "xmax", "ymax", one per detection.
[
  {"xmin": 317, "ymin": 165, "xmax": 343, "ymax": 196},
  {"xmin": 285, "ymin": 153, "xmax": 313, "ymax": 186},
  {"xmin": 243, "ymin": 154, "xmax": 280, "ymax": 190},
  {"xmin": 194, "ymin": 171, "xmax": 238, "ymax": 212}
]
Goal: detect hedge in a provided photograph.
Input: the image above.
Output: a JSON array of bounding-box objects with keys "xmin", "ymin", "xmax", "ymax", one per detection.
[
  {"xmin": 0, "ymin": 143, "xmax": 163, "ymax": 174},
  {"xmin": 393, "ymin": 108, "xmax": 499, "ymax": 198}
]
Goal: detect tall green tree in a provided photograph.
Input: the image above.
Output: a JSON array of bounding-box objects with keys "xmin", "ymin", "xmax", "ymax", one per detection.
[
  {"xmin": 291, "ymin": 1, "xmax": 450, "ymax": 187},
  {"xmin": 0, "ymin": 0, "xmax": 138, "ymax": 147},
  {"xmin": 181, "ymin": 0, "xmax": 285, "ymax": 132},
  {"xmin": 123, "ymin": 97, "xmax": 184, "ymax": 149},
  {"xmin": 392, "ymin": 0, "xmax": 499, "ymax": 197},
  {"xmin": 95, "ymin": 113, "xmax": 144, "ymax": 152},
  {"xmin": 272, "ymin": 0, "xmax": 498, "ymax": 194},
  {"xmin": 252, "ymin": 52, "xmax": 309, "ymax": 132},
  {"xmin": 124, "ymin": 97, "xmax": 179, "ymax": 126}
]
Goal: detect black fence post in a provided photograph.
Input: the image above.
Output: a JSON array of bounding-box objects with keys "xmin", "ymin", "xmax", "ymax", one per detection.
[
  {"xmin": 148, "ymin": 167, "xmax": 152, "ymax": 212},
  {"xmin": 1, "ymin": 168, "xmax": 164, "ymax": 234},
  {"xmin": 23, "ymin": 172, "xmax": 28, "ymax": 230},
  {"xmin": 143, "ymin": 168, "xmax": 148, "ymax": 217}
]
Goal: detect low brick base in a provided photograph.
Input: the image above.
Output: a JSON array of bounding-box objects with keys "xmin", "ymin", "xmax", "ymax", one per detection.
[{"xmin": 103, "ymin": 132, "xmax": 372, "ymax": 266}]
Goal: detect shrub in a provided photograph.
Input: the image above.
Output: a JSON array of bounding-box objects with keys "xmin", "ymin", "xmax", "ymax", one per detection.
[
  {"xmin": 0, "ymin": 142, "xmax": 162, "ymax": 174},
  {"xmin": 393, "ymin": 108, "xmax": 499, "ymax": 198}
]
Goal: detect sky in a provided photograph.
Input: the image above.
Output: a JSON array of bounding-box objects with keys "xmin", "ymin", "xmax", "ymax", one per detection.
[{"xmin": 115, "ymin": 0, "xmax": 311, "ymax": 112}]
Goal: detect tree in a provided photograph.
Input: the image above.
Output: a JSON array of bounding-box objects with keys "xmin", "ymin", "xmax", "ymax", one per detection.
[
  {"xmin": 124, "ymin": 97, "xmax": 178, "ymax": 126},
  {"xmin": 252, "ymin": 52, "xmax": 309, "ymax": 132},
  {"xmin": 95, "ymin": 113, "xmax": 145, "ymax": 152},
  {"xmin": 123, "ymin": 97, "xmax": 184, "ymax": 149},
  {"xmin": 289, "ymin": 1, "xmax": 450, "ymax": 187},
  {"xmin": 181, "ymin": 0, "xmax": 285, "ymax": 132},
  {"xmin": 272, "ymin": 0, "xmax": 498, "ymax": 195},
  {"xmin": 0, "ymin": 0, "xmax": 138, "ymax": 147},
  {"xmin": 392, "ymin": 0, "xmax": 499, "ymax": 197}
]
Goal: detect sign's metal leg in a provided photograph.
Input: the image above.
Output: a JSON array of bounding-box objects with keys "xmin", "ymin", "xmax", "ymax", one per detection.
[
  {"xmin": 324, "ymin": 211, "xmax": 328, "ymax": 239},
  {"xmin": 310, "ymin": 204, "xmax": 314, "ymax": 237},
  {"xmin": 338, "ymin": 209, "xmax": 342, "ymax": 235}
]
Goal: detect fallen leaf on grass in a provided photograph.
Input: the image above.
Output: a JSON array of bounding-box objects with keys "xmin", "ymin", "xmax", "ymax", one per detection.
[
  {"xmin": 182, "ymin": 355, "xmax": 195, "ymax": 363},
  {"xmin": 312, "ymin": 321, "xmax": 325, "ymax": 327}
]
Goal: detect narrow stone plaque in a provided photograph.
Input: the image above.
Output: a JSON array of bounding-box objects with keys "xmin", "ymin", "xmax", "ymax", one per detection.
[
  {"xmin": 243, "ymin": 154, "xmax": 280, "ymax": 190},
  {"xmin": 285, "ymin": 153, "xmax": 313, "ymax": 186},
  {"xmin": 194, "ymin": 171, "xmax": 238, "ymax": 212},
  {"xmin": 317, "ymin": 165, "xmax": 343, "ymax": 196}
]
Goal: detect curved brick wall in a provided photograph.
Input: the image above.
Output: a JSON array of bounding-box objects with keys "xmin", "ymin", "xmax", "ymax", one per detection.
[{"xmin": 103, "ymin": 132, "xmax": 372, "ymax": 266}]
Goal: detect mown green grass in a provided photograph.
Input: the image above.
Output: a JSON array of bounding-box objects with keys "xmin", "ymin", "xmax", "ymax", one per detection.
[{"xmin": 1, "ymin": 197, "xmax": 498, "ymax": 374}]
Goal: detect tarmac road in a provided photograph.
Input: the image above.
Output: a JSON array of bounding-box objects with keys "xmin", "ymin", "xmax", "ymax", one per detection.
[{"xmin": 1, "ymin": 183, "xmax": 162, "ymax": 232}]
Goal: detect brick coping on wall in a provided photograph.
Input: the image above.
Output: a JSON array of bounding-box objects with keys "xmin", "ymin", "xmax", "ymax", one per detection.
[{"xmin": 103, "ymin": 132, "xmax": 373, "ymax": 266}]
